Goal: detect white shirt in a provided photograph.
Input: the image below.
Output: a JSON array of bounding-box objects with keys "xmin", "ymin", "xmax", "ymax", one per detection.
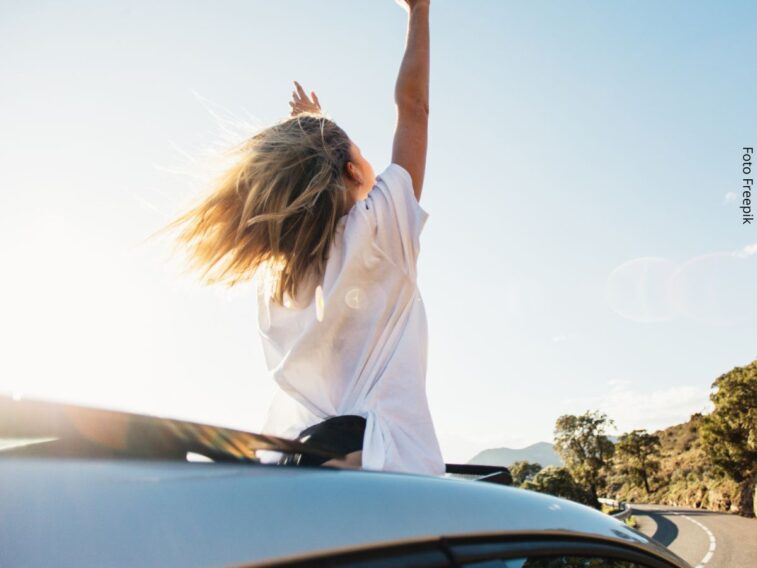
[{"xmin": 254, "ymin": 162, "xmax": 446, "ymax": 476}]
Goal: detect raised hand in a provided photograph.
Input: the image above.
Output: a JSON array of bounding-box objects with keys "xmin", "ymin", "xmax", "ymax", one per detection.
[
  {"xmin": 394, "ymin": 0, "xmax": 430, "ymax": 12},
  {"xmin": 289, "ymin": 80, "xmax": 322, "ymax": 117}
]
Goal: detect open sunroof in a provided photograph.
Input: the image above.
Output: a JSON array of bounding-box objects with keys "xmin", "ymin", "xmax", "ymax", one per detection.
[{"xmin": 0, "ymin": 394, "xmax": 343, "ymax": 464}]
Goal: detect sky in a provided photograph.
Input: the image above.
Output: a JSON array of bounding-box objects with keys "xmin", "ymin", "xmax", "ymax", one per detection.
[{"xmin": 1, "ymin": 0, "xmax": 755, "ymax": 463}]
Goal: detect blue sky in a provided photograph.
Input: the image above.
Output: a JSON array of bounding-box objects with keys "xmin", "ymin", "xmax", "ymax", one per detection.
[{"xmin": 1, "ymin": 0, "xmax": 755, "ymax": 462}]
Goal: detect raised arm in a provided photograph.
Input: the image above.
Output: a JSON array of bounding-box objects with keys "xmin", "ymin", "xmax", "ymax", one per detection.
[{"xmin": 392, "ymin": 0, "xmax": 430, "ymax": 202}]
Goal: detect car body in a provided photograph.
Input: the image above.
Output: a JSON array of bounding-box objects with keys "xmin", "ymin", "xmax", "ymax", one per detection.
[{"xmin": 0, "ymin": 395, "xmax": 691, "ymax": 567}]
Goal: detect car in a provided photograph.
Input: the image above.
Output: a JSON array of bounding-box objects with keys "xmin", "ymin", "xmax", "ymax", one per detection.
[{"xmin": 0, "ymin": 394, "xmax": 691, "ymax": 567}]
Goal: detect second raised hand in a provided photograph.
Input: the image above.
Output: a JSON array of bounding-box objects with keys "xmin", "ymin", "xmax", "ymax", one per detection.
[{"xmin": 289, "ymin": 80, "xmax": 322, "ymax": 116}]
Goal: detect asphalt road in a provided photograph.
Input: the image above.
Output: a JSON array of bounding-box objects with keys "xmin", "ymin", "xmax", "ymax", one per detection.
[{"xmin": 630, "ymin": 503, "xmax": 757, "ymax": 568}]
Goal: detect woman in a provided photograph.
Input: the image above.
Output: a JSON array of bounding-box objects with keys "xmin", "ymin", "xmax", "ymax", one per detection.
[{"xmin": 159, "ymin": 0, "xmax": 443, "ymax": 475}]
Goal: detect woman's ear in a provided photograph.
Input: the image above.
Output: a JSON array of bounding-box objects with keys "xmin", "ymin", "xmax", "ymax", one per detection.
[{"xmin": 345, "ymin": 161, "xmax": 363, "ymax": 186}]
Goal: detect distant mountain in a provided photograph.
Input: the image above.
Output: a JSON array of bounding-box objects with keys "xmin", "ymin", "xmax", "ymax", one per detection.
[
  {"xmin": 467, "ymin": 436, "xmax": 620, "ymax": 469},
  {"xmin": 467, "ymin": 441, "xmax": 563, "ymax": 468}
]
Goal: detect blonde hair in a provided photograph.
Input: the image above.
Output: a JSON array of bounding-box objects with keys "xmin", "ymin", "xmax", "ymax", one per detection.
[{"xmin": 152, "ymin": 112, "xmax": 353, "ymax": 305}]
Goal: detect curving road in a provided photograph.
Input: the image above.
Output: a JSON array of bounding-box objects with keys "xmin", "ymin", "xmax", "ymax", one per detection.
[{"xmin": 630, "ymin": 503, "xmax": 757, "ymax": 568}]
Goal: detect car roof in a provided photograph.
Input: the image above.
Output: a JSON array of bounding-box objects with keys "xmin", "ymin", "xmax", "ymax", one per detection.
[{"xmin": 0, "ymin": 457, "xmax": 687, "ymax": 567}]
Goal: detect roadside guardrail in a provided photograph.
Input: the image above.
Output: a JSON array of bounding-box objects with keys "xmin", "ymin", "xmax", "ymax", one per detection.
[{"xmin": 598, "ymin": 497, "xmax": 632, "ymax": 521}]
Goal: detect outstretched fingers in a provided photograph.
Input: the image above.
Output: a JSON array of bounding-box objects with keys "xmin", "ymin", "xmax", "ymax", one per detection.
[{"xmin": 289, "ymin": 80, "xmax": 322, "ymax": 116}]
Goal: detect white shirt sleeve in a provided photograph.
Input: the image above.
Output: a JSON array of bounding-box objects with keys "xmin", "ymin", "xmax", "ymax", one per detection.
[{"xmin": 362, "ymin": 163, "xmax": 430, "ymax": 276}]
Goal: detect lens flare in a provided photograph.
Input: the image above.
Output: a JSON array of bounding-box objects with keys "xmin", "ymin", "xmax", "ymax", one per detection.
[
  {"xmin": 605, "ymin": 257, "xmax": 678, "ymax": 323},
  {"xmin": 669, "ymin": 252, "xmax": 757, "ymax": 326},
  {"xmin": 345, "ymin": 287, "xmax": 364, "ymax": 310},
  {"xmin": 315, "ymin": 285, "xmax": 325, "ymax": 321}
]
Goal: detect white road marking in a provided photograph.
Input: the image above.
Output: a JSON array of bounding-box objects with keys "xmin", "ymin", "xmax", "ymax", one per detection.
[{"xmin": 673, "ymin": 512, "xmax": 717, "ymax": 567}]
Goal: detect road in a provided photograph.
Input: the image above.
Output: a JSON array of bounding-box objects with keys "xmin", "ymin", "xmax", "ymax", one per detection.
[{"xmin": 630, "ymin": 503, "xmax": 757, "ymax": 568}]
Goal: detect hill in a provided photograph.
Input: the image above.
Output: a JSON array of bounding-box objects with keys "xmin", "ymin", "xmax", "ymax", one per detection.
[
  {"xmin": 468, "ymin": 441, "xmax": 562, "ymax": 468},
  {"xmin": 607, "ymin": 413, "xmax": 743, "ymax": 513},
  {"xmin": 466, "ymin": 437, "xmax": 621, "ymax": 469}
]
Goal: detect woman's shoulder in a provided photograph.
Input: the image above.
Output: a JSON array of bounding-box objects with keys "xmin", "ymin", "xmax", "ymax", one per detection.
[{"xmin": 348, "ymin": 163, "xmax": 429, "ymax": 279}]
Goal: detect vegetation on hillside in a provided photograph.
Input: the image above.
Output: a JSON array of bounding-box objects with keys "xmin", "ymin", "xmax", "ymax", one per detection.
[
  {"xmin": 509, "ymin": 358, "xmax": 756, "ymax": 518},
  {"xmin": 553, "ymin": 410, "xmax": 615, "ymax": 509}
]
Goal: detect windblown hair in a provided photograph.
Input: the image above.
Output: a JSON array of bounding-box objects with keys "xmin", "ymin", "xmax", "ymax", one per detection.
[{"xmin": 154, "ymin": 112, "xmax": 353, "ymax": 305}]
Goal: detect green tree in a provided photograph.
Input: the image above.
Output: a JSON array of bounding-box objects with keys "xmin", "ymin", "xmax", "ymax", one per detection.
[
  {"xmin": 554, "ymin": 410, "xmax": 616, "ymax": 508},
  {"xmin": 615, "ymin": 429, "xmax": 661, "ymax": 493},
  {"xmin": 510, "ymin": 460, "xmax": 542, "ymax": 486},
  {"xmin": 700, "ymin": 359, "xmax": 757, "ymax": 517},
  {"xmin": 521, "ymin": 466, "xmax": 594, "ymax": 507}
]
